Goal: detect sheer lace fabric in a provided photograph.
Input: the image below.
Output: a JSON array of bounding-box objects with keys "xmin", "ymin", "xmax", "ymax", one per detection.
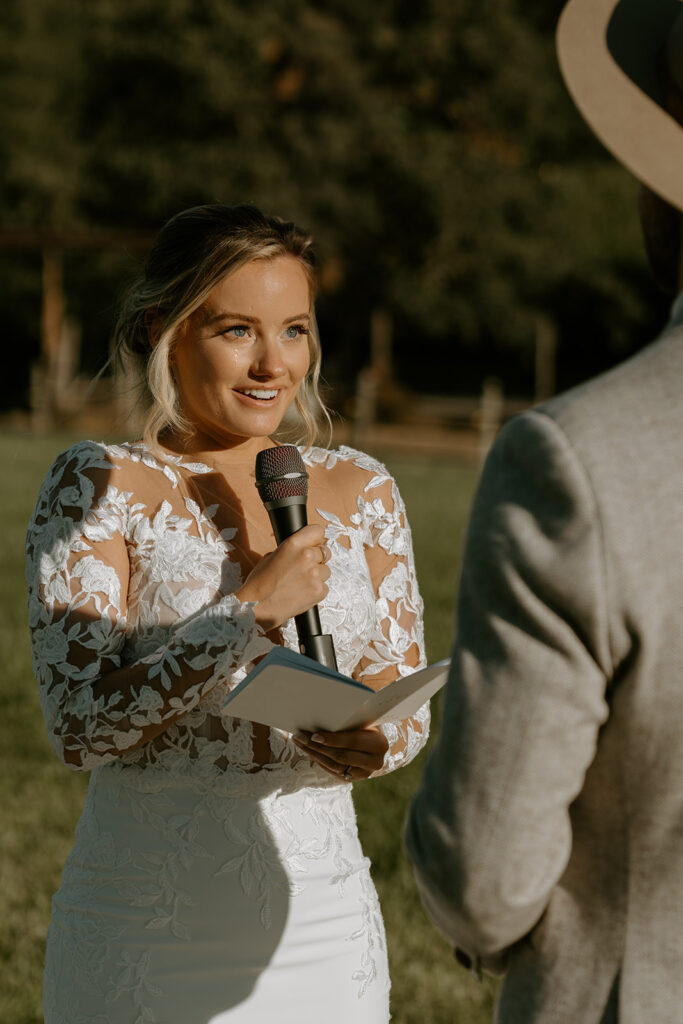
[{"xmin": 26, "ymin": 441, "xmax": 429, "ymax": 1023}]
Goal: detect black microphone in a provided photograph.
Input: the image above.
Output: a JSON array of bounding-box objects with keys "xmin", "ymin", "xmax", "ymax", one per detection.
[{"xmin": 255, "ymin": 445, "xmax": 338, "ymax": 670}]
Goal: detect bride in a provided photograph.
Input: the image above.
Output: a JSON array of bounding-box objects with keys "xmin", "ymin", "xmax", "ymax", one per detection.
[{"xmin": 26, "ymin": 203, "xmax": 430, "ymax": 1024}]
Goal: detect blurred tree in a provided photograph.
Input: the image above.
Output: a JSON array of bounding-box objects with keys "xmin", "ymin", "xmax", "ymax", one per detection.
[
  {"xmin": 0, "ymin": 0, "xmax": 672, "ymax": 413},
  {"xmin": 0, "ymin": 0, "xmax": 84, "ymax": 225}
]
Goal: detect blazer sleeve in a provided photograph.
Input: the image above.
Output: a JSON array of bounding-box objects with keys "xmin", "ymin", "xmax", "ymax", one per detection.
[{"xmin": 405, "ymin": 409, "xmax": 612, "ymax": 964}]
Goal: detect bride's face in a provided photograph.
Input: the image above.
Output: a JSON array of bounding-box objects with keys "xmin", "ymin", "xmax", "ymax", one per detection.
[{"xmin": 172, "ymin": 256, "xmax": 312, "ymax": 451}]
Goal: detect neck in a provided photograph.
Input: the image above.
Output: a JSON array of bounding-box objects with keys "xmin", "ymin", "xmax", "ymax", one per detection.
[{"xmin": 161, "ymin": 431, "xmax": 278, "ymax": 467}]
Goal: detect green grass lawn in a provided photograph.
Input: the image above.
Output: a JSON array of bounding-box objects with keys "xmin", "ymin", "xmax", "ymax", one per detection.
[{"xmin": 0, "ymin": 431, "xmax": 497, "ymax": 1023}]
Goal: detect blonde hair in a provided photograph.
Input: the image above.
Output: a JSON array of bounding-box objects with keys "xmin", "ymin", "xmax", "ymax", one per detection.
[{"xmin": 114, "ymin": 204, "xmax": 331, "ymax": 452}]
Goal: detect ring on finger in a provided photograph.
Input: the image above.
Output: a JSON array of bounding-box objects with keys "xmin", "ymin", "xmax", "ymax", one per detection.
[
  {"xmin": 319, "ymin": 545, "xmax": 330, "ymax": 565},
  {"xmin": 342, "ymin": 765, "xmax": 353, "ymax": 781}
]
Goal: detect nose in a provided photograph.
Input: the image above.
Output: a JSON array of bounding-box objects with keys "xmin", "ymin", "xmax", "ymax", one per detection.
[{"xmin": 250, "ymin": 335, "xmax": 286, "ymax": 379}]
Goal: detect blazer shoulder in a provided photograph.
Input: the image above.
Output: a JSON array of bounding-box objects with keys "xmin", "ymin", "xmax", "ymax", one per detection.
[{"xmin": 539, "ymin": 328, "xmax": 683, "ymax": 446}]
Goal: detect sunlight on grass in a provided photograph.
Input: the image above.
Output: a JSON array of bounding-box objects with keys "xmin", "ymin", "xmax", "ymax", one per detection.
[{"xmin": 0, "ymin": 431, "xmax": 496, "ymax": 1023}]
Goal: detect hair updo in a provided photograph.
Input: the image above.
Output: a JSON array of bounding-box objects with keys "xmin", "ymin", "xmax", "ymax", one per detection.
[{"xmin": 113, "ymin": 203, "xmax": 330, "ymax": 451}]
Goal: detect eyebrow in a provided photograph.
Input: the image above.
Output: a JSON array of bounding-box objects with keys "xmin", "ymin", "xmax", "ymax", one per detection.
[{"xmin": 200, "ymin": 310, "xmax": 310, "ymax": 327}]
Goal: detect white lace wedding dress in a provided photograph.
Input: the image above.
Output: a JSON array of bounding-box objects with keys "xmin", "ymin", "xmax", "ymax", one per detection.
[{"xmin": 26, "ymin": 440, "xmax": 429, "ymax": 1024}]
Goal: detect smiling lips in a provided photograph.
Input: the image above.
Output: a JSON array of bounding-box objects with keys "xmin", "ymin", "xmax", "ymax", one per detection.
[{"xmin": 235, "ymin": 388, "xmax": 280, "ymax": 401}]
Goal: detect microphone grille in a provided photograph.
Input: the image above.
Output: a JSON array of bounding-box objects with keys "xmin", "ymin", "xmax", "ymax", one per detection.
[{"xmin": 255, "ymin": 445, "xmax": 309, "ymax": 502}]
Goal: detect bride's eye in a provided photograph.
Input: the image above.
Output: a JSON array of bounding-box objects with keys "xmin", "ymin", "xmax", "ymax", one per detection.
[
  {"xmin": 284, "ymin": 324, "xmax": 309, "ymax": 340},
  {"xmin": 223, "ymin": 325, "xmax": 251, "ymax": 340}
]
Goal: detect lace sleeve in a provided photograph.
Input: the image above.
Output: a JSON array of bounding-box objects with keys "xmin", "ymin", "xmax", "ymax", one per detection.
[
  {"xmin": 25, "ymin": 443, "xmax": 271, "ymax": 771},
  {"xmin": 352, "ymin": 460, "xmax": 430, "ymax": 775}
]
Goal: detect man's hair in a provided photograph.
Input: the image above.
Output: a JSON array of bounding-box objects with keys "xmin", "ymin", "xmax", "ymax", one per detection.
[{"xmin": 642, "ymin": 40, "xmax": 683, "ymax": 292}]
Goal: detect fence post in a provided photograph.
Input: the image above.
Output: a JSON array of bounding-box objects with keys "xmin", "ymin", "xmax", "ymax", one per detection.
[
  {"xmin": 33, "ymin": 247, "xmax": 66, "ymax": 431},
  {"xmin": 351, "ymin": 307, "xmax": 394, "ymax": 448},
  {"xmin": 351, "ymin": 366, "xmax": 378, "ymax": 449},
  {"xmin": 479, "ymin": 377, "xmax": 503, "ymax": 465}
]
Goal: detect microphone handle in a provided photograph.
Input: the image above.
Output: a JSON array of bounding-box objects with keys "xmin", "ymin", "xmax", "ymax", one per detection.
[
  {"xmin": 295, "ymin": 630, "xmax": 338, "ymax": 669},
  {"xmin": 265, "ymin": 499, "xmax": 338, "ymax": 670}
]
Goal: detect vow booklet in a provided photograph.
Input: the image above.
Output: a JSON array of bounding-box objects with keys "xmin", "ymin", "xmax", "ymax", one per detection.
[{"xmin": 222, "ymin": 647, "xmax": 450, "ymax": 733}]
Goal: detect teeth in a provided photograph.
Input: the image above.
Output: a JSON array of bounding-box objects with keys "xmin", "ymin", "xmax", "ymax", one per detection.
[{"xmin": 239, "ymin": 389, "xmax": 278, "ymax": 399}]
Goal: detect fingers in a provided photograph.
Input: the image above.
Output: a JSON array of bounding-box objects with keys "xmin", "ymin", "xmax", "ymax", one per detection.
[
  {"xmin": 278, "ymin": 528, "xmax": 330, "ymax": 578},
  {"xmin": 306, "ymin": 750, "xmax": 360, "ymax": 781},
  {"xmin": 299, "ymin": 544, "xmax": 331, "ymax": 577},
  {"xmin": 281, "ymin": 530, "xmax": 331, "ymax": 590},
  {"xmin": 297, "ymin": 727, "xmax": 389, "ymax": 755},
  {"xmin": 292, "ymin": 739, "xmax": 369, "ymax": 780},
  {"xmin": 238, "ymin": 524, "xmax": 331, "ymax": 629},
  {"xmin": 294, "ymin": 549, "xmax": 330, "ymax": 597},
  {"xmin": 283, "ymin": 524, "xmax": 325, "ymax": 550},
  {"xmin": 292, "ymin": 726, "xmax": 388, "ymax": 779}
]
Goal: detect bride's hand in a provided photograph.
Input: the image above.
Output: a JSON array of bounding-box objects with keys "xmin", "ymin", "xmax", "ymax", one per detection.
[
  {"xmin": 236, "ymin": 524, "xmax": 330, "ymax": 631},
  {"xmin": 291, "ymin": 725, "xmax": 389, "ymax": 781}
]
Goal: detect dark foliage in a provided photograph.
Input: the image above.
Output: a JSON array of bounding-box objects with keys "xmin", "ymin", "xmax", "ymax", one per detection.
[{"xmin": 0, "ymin": 0, "xmax": 672, "ymax": 412}]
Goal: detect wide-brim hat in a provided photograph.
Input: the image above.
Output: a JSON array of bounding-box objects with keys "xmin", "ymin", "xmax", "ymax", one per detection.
[{"xmin": 557, "ymin": 0, "xmax": 683, "ymax": 211}]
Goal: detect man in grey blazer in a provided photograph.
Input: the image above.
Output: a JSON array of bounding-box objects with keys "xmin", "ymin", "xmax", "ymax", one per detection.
[{"xmin": 405, "ymin": 2, "xmax": 683, "ymax": 1021}]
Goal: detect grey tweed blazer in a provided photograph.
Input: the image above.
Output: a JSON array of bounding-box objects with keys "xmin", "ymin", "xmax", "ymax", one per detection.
[{"xmin": 406, "ymin": 298, "xmax": 683, "ymax": 1024}]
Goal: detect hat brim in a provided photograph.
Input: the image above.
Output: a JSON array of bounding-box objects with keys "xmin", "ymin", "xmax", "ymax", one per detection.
[{"xmin": 557, "ymin": 0, "xmax": 683, "ymax": 211}]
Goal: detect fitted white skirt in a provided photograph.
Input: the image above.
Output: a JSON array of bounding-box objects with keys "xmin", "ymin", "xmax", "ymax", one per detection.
[{"xmin": 43, "ymin": 763, "xmax": 391, "ymax": 1024}]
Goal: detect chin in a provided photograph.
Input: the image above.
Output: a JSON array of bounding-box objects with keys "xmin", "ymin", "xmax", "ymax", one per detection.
[{"xmin": 214, "ymin": 418, "xmax": 285, "ymax": 445}]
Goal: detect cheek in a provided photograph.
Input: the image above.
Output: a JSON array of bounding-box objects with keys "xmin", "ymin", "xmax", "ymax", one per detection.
[
  {"xmin": 293, "ymin": 345, "xmax": 312, "ymax": 382},
  {"xmin": 212, "ymin": 350, "xmax": 249, "ymax": 382},
  {"xmin": 182, "ymin": 344, "xmax": 247, "ymax": 384}
]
